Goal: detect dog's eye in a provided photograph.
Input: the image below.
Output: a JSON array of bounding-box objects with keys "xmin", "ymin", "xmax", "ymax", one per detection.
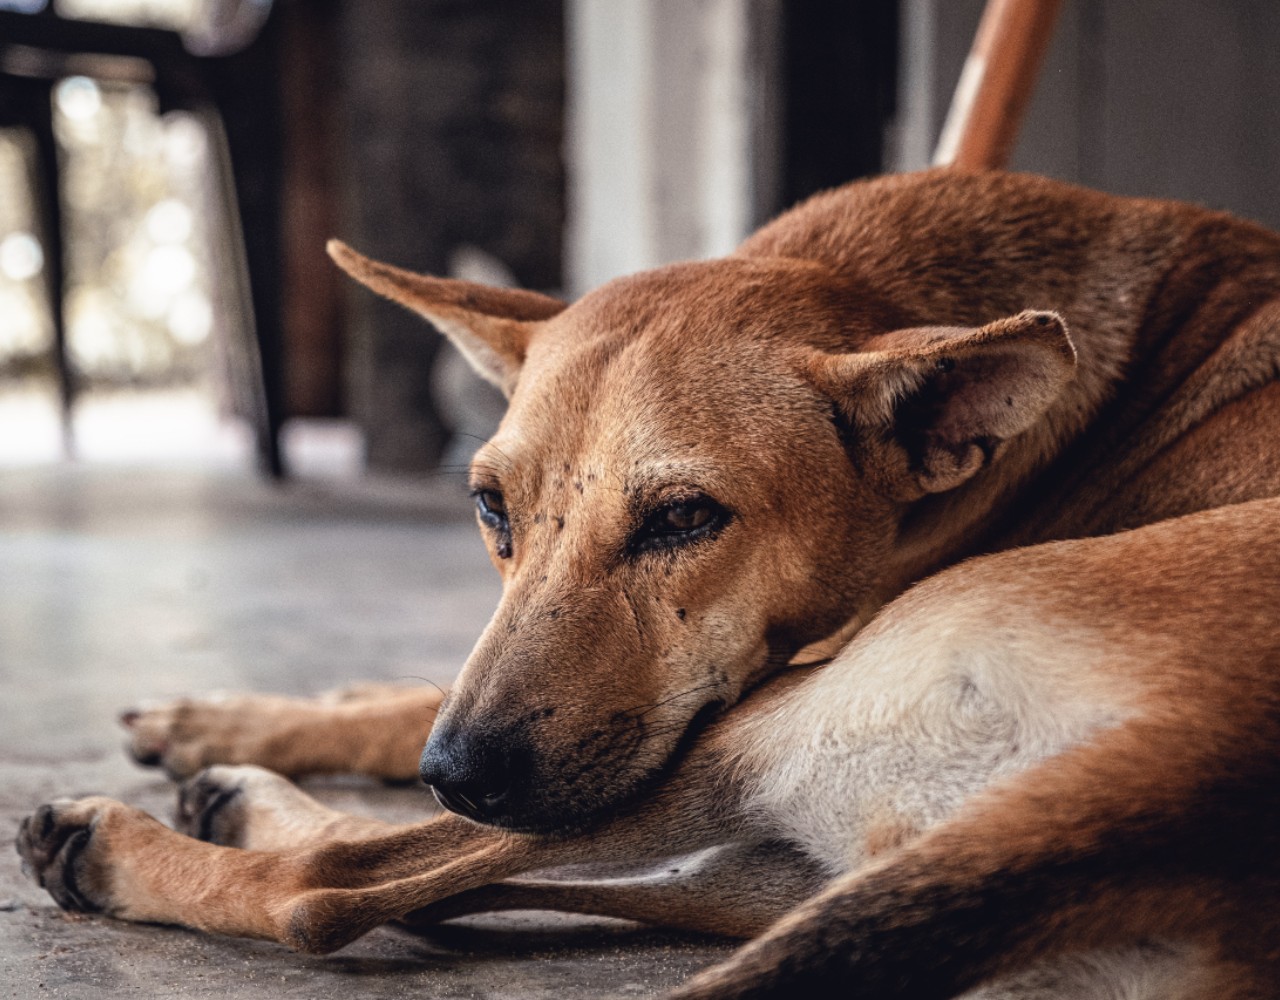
[
  {"xmin": 473, "ymin": 489, "xmax": 512, "ymax": 558},
  {"xmin": 632, "ymin": 496, "xmax": 728, "ymax": 554},
  {"xmin": 660, "ymin": 502, "xmax": 714, "ymax": 532}
]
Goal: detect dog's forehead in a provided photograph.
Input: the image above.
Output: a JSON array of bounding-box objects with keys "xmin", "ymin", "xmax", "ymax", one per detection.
[
  {"xmin": 540, "ymin": 318, "xmax": 802, "ymax": 416},
  {"xmin": 474, "ymin": 257, "xmax": 875, "ymax": 497},
  {"xmin": 483, "ymin": 328, "xmax": 826, "ymax": 507},
  {"xmin": 562, "ymin": 256, "xmax": 860, "ymax": 344}
]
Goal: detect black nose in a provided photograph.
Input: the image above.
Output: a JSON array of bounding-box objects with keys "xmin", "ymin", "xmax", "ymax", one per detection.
[{"xmin": 419, "ymin": 722, "xmax": 525, "ymax": 824}]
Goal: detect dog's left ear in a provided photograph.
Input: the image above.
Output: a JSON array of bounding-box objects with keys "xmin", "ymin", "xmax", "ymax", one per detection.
[
  {"xmin": 809, "ymin": 310, "xmax": 1076, "ymax": 500},
  {"xmin": 327, "ymin": 240, "xmax": 566, "ymax": 395}
]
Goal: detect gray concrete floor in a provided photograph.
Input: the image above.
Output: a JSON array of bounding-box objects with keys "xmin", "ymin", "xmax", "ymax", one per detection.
[{"xmin": 0, "ymin": 466, "xmax": 729, "ymax": 999}]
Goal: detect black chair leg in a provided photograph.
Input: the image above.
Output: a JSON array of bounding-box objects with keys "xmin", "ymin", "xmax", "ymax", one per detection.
[{"xmin": 29, "ymin": 86, "xmax": 75, "ymax": 456}]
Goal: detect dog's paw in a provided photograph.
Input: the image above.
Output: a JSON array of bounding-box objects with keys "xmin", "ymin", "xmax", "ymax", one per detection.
[
  {"xmin": 176, "ymin": 766, "xmax": 343, "ymax": 851},
  {"xmin": 119, "ymin": 694, "xmax": 289, "ymax": 779},
  {"xmin": 15, "ymin": 797, "xmax": 136, "ymax": 915},
  {"xmin": 175, "ymin": 765, "xmax": 255, "ymax": 846}
]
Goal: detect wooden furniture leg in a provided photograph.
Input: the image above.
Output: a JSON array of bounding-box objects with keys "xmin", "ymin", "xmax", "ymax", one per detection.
[{"xmin": 933, "ymin": 0, "xmax": 1064, "ymax": 170}]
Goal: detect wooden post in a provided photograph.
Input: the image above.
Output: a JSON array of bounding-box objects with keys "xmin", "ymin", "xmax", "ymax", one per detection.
[{"xmin": 933, "ymin": 0, "xmax": 1063, "ymax": 170}]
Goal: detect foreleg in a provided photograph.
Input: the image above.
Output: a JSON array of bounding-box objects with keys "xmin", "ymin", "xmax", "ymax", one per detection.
[
  {"xmin": 404, "ymin": 842, "xmax": 828, "ymax": 939},
  {"xmin": 121, "ymin": 682, "xmax": 442, "ymax": 780},
  {"xmin": 18, "ymin": 690, "xmax": 763, "ymax": 952},
  {"xmin": 16, "ymin": 796, "xmax": 529, "ymax": 952}
]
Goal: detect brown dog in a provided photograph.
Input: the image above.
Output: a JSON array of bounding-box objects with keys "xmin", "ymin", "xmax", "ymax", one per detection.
[{"xmin": 18, "ymin": 169, "xmax": 1280, "ymax": 998}]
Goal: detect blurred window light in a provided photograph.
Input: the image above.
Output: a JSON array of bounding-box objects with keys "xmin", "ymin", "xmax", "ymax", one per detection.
[
  {"xmin": 0, "ymin": 232, "xmax": 44, "ymax": 281},
  {"xmin": 163, "ymin": 114, "xmax": 207, "ymax": 167},
  {"xmin": 54, "ymin": 76, "xmax": 103, "ymax": 122},
  {"xmin": 53, "ymin": 0, "xmax": 273, "ymax": 56},
  {"xmin": 55, "ymin": 0, "xmax": 199, "ymax": 31},
  {"xmin": 167, "ymin": 290, "xmax": 212, "ymax": 345},
  {"xmin": 73, "ymin": 388, "xmax": 254, "ymax": 466},
  {"xmin": 67, "ymin": 289, "xmax": 116, "ymax": 369},
  {"xmin": 0, "ymin": 388, "xmax": 62, "ymax": 465},
  {"xmin": 0, "ymin": 129, "xmax": 60, "ymax": 461},
  {"xmin": 143, "ymin": 244, "xmax": 196, "ymax": 294},
  {"xmin": 0, "ymin": 131, "xmax": 55, "ymax": 363},
  {"xmin": 53, "ymin": 80, "xmax": 221, "ymax": 386},
  {"xmin": 145, "ymin": 198, "xmax": 193, "ymax": 244},
  {"xmin": 0, "ymin": 0, "xmax": 50, "ymax": 13},
  {"xmin": 0, "ymin": 76, "xmax": 251, "ymax": 468},
  {"xmin": 0, "ymin": 288, "xmax": 49, "ymax": 355}
]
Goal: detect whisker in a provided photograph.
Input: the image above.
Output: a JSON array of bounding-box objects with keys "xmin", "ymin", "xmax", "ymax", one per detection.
[
  {"xmin": 615, "ymin": 678, "xmax": 723, "ymax": 721},
  {"xmin": 389, "ymin": 675, "xmax": 451, "ymax": 700}
]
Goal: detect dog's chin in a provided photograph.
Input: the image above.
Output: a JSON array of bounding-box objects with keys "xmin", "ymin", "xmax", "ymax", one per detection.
[
  {"xmin": 434, "ymin": 699, "xmax": 727, "ymax": 837},
  {"xmin": 431, "ymin": 771, "xmax": 647, "ymax": 837}
]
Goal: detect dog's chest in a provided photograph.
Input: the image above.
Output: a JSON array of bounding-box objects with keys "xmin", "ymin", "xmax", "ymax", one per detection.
[
  {"xmin": 741, "ymin": 673, "xmax": 1028, "ymax": 873},
  {"xmin": 734, "ymin": 598, "xmax": 1142, "ymax": 874}
]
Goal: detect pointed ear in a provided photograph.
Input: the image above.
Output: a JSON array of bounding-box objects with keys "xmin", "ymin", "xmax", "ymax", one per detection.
[
  {"xmin": 327, "ymin": 240, "xmax": 566, "ymax": 395},
  {"xmin": 810, "ymin": 311, "xmax": 1077, "ymax": 500}
]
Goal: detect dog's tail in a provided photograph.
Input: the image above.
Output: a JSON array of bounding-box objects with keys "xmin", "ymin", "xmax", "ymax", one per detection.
[{"xmin": 669, "ymin": 707, "xmax": 1280, "ymax": 999}]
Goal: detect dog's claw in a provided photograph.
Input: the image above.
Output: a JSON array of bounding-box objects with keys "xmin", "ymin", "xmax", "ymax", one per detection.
[{"xmin": 176, "ymin": 769, "xmax": 245, "ymax": 845}]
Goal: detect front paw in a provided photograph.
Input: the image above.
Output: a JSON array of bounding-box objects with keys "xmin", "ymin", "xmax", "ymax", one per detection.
[
  {"xmin": 176, "ymin": 765, "xmax": 342, "ymax": 852},
  {"xmin": 15, "ymin": 797, "xmax": 126, "ymax": 915},
  {"xmin": 176, "ymin": 765, "xmax": 305, "ymax": 848}
]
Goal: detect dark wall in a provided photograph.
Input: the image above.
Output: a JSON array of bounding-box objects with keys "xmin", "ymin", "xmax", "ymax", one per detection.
[
  {"xmin": 777, "ymin": 0, "xmax": 898, "ymax": 213},
  {"xmin": 335, "ymin": 0, "xmax": 564, "ymax": 471},
  {"xmin": 925, "ymin": 0, "xmax": 1280, "ymax": 233}
]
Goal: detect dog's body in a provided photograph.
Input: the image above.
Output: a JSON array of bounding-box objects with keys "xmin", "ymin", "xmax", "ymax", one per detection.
[{"xmin": 18, "ymin": 170, "xmax": 1280, "ymax": 998}]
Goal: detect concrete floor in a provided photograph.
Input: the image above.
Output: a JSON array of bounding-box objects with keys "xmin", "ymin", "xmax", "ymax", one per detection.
[{"xmin": 0, "ymin": 466, "xmax": 730, "ymax": 999}]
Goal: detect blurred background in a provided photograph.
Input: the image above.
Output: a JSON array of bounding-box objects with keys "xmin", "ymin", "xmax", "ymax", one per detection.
[{"xmin": 1, "ymin": 0, "xmax": 1275, "ymax": 479}]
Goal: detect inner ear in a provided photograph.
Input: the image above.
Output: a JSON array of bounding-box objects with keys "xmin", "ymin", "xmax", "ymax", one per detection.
[{"xmin": 813, "ymin": 310, "xmax": 1076, "ymax": 500}]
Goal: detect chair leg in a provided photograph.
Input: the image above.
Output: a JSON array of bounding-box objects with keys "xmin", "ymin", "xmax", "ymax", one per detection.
[
  {"xmin": 30, "ymin": 88, "xmax": 75, "ymax": 456},
  {"xmin": 933, "ymin": 0, "xmax": 1064, "ymax": 170}
]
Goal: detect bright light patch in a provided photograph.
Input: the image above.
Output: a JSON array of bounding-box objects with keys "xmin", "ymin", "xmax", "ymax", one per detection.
[
  {"xmin": 0, "ymin": 231, "xmax": 44, "ymax": 281},
  {"xmin": 145, "ymin": 199, "xmax": 193, "ymax": 244},
  {"xmin": 167, "ymin": 290, "xmax": 212, "ymax": 345},
  {"xmin": 144, "ymin": 244, "xmax": 196, "ymax": 294},
  {"xmin": 68, "ymin": 291, "xmax": 116, "ymax": 367},
  {"xmin": 55, "ymin": 77, "xmax": 102, "ymax": 121},
  {"xmin": 163, "ymin": 115, "xmax": 207, "ymax": 168},
  {"xmin": 0, "ymin": 386, "xmax": 62, "ymax": 464}
]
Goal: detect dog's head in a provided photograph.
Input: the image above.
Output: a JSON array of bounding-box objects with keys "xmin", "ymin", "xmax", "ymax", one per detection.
[{"xmin": 330, "ymin": 241, "xmax": 1075, "ymax": 833}]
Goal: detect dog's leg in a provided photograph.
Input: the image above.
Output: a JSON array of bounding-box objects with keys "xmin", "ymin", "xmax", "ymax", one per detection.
[
  {"xmin": 656, "ymin": 500, "xmax": 1280, "ymax": 998},
  {"xmin": 667, "ymin": 710, "xmax": 1280, "ymax": 1000},
  {"xmin": 170, "ymin": 764, "xmax": 817, "ymax": 936},
  {"xmin": 121, "ymin": 683, "xmax": 441, "ymax": 780},
  {"xmin": 17, "ymin": 689, "xmax": 765, "ymax": 951},
  {"xmin": 14, "ymin": 788, "xmax": 741, "ymax": 952},
  {"xmin": 15, "ymin": 796, "xmax": 542, "ymax": 951},
  {"xmin": 402, "ymin": 842, "xmax": 828, "ymax": 939}
]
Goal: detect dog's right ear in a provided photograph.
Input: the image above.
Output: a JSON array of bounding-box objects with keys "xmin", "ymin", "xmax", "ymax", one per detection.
[
  {"xmin": 809, "ymin": 310, "xmax": 1076, "ymax": 501},
  {"xmin": 327, "ymin": 240, "xmax": 566, "ymax": 395}
]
